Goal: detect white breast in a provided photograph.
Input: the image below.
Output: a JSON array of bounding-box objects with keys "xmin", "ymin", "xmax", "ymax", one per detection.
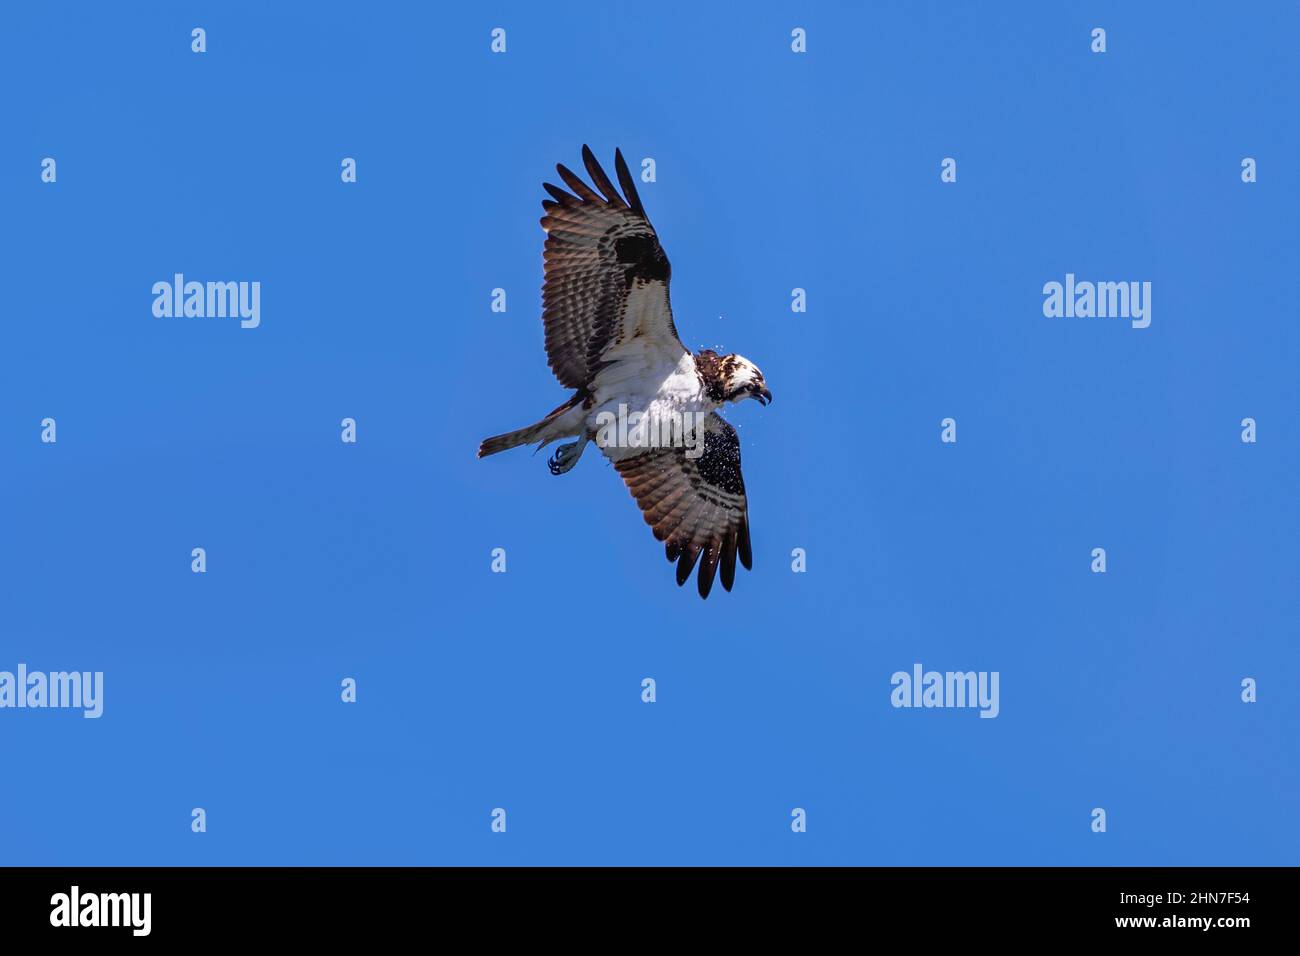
[{"xmin": 587, "ymin": 346, "xmax": 715, "ymax": 458}]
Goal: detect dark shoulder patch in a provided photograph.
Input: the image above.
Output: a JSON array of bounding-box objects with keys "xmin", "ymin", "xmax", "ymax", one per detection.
[{"xmin": 615, "ymin": 233, "xmax": 671, "ymax": 283}]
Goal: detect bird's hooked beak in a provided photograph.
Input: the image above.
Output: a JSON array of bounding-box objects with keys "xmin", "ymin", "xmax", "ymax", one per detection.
[{"xmin": 753, "ymin": 385, "xmax": 772, "ymax": 406}]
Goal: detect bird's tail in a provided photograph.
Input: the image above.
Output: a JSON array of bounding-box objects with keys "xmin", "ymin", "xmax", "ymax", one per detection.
[
  {"xmin": 478, "ymin": 394, "xmax": 585, "ymax": 458},
  {"xmin": 478, "ymin": 421, "xmax": 552, "ymax": 458}
]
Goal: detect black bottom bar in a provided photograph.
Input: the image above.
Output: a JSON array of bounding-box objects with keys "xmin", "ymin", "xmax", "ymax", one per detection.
[{"xmin": 0, "ymin": 866, "xmax": 1278, "ymax": 941}]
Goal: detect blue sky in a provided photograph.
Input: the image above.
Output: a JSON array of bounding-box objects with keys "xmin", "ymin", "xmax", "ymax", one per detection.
[{"xmin": 1, "ymin": 1, "xmax": 1297, "ymax": 865}]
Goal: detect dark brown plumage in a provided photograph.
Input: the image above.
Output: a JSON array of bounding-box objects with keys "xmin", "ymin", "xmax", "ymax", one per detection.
[
  {"xmin": 539, "ymin": 146, "xmax": 680, "ymax": 390},
  {"xmin": 614, "ymin": 413, "xmax": 752, "ymax": 598},
  {"xmin": 692, "ymin": 350, "xmax": 730, "ymax": 403}
]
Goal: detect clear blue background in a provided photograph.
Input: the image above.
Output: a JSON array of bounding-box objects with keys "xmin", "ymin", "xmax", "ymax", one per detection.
[{"xmin": 1, "ymin": 1, "xmax": 1296, "ymax": 865}]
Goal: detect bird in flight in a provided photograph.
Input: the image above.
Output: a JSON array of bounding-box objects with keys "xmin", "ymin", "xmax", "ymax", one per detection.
[{"xmin": 478, "ymin": 146, "xmax": 771, "ymax": 598}]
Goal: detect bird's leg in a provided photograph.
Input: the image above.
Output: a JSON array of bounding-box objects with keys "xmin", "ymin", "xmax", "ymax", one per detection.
[{"xmin": 547, "ymin": 435, "xmax": 588, "ymax": 476}]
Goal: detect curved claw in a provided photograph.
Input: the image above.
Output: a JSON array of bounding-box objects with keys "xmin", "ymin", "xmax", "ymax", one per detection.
[{"xmin": 547, "ymin": 438, "xmax": 587, "ymax": 476}]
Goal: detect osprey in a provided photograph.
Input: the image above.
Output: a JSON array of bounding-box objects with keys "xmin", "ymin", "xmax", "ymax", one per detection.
[{"xmin": 478, "ymin": 146, "xmax": 771, "ymax": 598}]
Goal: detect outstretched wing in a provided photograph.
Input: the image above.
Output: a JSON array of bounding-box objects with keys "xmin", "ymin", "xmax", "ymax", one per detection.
[
  {"xmin": 539, "ymin": 145, "xmax": 685, "ymax": 390},
  {"xmin": 611, "ymin": 413, "xmax": 753, "ymax": 599}
]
